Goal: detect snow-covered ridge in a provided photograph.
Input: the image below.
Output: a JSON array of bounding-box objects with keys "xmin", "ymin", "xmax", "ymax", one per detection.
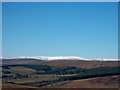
[
  {"xmin": 2, "ymin": 56, "xmax": 87, "ymax": 61},
  {"xmin": 1, "ymin": 56, "xmax": 119, "ymax": 61}
]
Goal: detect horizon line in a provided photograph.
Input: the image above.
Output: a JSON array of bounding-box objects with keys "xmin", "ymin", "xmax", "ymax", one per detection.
[{"xmin": 1, "ymin": 56, "xmax": 119, "ymax": 59}]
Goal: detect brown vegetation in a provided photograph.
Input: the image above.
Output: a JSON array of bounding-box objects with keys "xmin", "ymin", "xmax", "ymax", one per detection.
[
  {"xmin": 60, "ymin": 75, "xmax": 120, "ymax": 88},
  {"xmin": 2, "ymin": 83, "xmax": 35, "ymax": 88},
  {"xmin": 35, "ymin": 60, "xmax": 119, "ymax": 68}
]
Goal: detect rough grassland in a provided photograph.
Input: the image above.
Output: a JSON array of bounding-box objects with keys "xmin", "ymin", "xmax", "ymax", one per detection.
[
  {"xmin": 33, "ymin": 60, "xmax": 119, "ymax": 68},
  {"xmin": 60, "ymin": 75, "xmax": 120, "ymax": 88}
]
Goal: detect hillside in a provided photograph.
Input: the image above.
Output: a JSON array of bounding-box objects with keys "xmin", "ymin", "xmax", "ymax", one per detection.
[
  {"xmin": 60, "ymin": 75, "xmax": 120, "ymax": 88},
  {"xmin": 33, "ymin": 60, "xmax": 119, "ymax": 68},
  {"xmin": 2, "ymin": 58, "xmax": 120, "ymax": 89},
  {"xmin": 2, "ymin": 59, "xmax": 119, "ymax": 68}
]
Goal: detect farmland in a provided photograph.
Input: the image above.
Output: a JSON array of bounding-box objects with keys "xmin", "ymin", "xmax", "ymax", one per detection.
[{"xmin": 2, "ymin": 60, "xmax": 120, "ymax": 88}]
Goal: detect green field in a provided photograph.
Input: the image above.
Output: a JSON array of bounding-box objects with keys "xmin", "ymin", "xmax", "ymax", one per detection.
[{"xmin": 2, "ymin": 64, "xmax": 120, "ymax": 88}]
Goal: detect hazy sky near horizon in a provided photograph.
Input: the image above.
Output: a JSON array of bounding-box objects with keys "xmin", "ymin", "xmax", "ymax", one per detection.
[{"xmin": 2, "ymin": 2, "xmax": 118, "ymax": 58}]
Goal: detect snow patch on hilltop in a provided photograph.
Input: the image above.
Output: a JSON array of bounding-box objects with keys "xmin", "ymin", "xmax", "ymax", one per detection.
[{"xmin": 2, "ymin": 56, "xmax": 119, "ymax": 61}]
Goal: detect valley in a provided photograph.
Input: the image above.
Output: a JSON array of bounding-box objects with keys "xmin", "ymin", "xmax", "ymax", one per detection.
[{"xmin": 2, "ymin": 58, "xmax": 120, "ymax": 89}]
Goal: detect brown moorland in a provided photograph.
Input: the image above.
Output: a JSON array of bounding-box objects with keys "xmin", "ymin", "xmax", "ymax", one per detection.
[
  {"xmin": 60, "ymin": 75, "xmax": 120, "ymax": 88},
  {"xmin": 34, "ymin": 60, "xmax": 119, "ymax": 68},
  {"xmin": 2, "ymin": 59, "xmax": 119, "ymax": 68},
  {"xmin": 2, "ymin": 83, "xmax": 36, "ymax": 88}
]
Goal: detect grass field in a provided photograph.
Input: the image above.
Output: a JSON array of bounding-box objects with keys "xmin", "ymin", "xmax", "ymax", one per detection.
[{"xmin": 2, "ymin": 60, "xmax": 120, "ymax": 88}]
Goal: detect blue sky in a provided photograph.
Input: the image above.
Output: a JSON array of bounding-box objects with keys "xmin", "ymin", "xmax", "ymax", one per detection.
[{"xmin": 2, "ymin": 2, "xmax": 118, "ymax": 58}]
